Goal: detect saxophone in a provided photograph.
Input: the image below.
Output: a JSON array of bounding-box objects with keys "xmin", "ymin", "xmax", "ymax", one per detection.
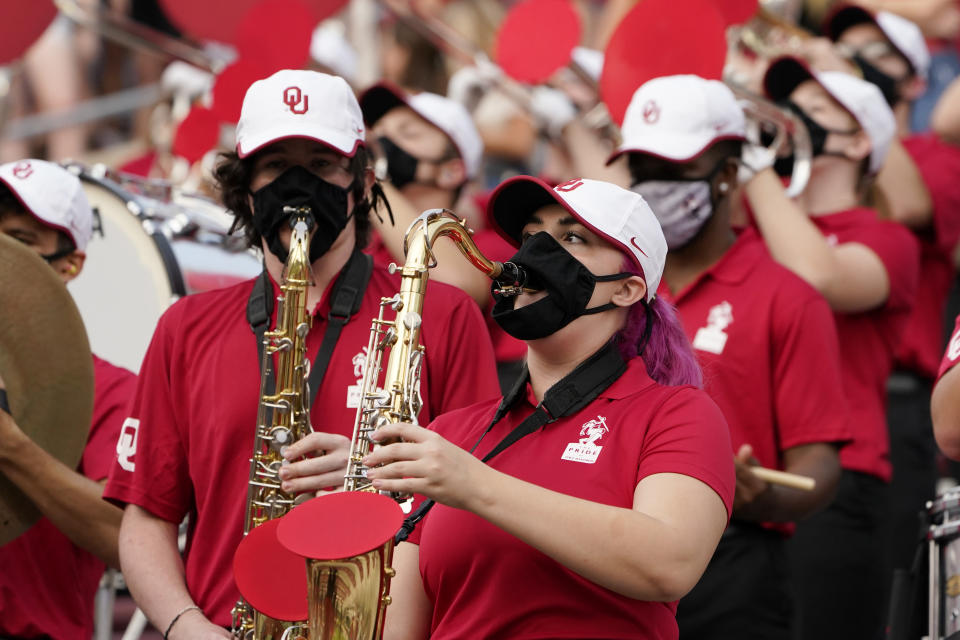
[
  {"xmin": 272, "ymin": 209, "xmax": 525, "ymax": 640},
  {"xmin": 232, "ymin": 207, "xmax": 316, "ymax": 640}
]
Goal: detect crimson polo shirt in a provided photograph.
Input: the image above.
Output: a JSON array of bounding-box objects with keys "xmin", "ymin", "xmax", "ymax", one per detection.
[
  {"xmin": 895, "ymin": 134, "xmax": 960, "ymax": 378},
  {"xmin": 809, "ymin": 208, "xmax": 920, "ymax": 480},
  {"xmin": 1, "ymin": 355, "xmax": 135, "ymax": 640},
  {"xmin": 938, "ymin": 314, "xmax": 960, "ymax": 381},
  {"xmin": 102, "ymin": 268, "xmax": 500, "ymax": 627},
  {"xmin": 408, "ymin": 357, "xmax": 735, "ymax": 640},
  {"xmin": 658, "ymin": 229, "xmax": 850, "ymax": 532}
]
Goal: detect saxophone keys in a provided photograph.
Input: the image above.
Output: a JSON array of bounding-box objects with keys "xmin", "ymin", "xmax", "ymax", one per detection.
[{"xmin": 384, "ymin": 567, "xmax": 396, "ymax": 578}]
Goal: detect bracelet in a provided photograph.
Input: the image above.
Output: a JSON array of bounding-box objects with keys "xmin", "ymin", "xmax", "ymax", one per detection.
[{"xmin": 163, "ymin": 604, "xmax": 201, "ymax": 640}]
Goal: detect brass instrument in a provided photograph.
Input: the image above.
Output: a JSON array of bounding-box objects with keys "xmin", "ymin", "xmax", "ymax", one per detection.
[
  {"xmin": 232, "ymin": 208, "xmax": 316, "ymax": 640},
  {"xmin": 273, "ymin": 209, "xmax": 524, "ymax": 640},
  {"xmin": 728, "ymin": 83, "xmax": 812, "ymax": 198}
]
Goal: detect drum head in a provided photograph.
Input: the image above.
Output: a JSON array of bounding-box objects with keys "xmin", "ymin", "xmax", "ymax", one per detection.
[{"xmin": 69, "ymin": 176, "xmax": 176, "ymax": 373}]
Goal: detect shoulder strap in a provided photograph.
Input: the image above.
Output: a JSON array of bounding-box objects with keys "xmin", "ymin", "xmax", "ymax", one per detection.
[
  {"xmin": 395, "ymin": 341, "xmax": 626, "ymax": 544},
  {"xmin": 247, "ymin": 250, "xmax": 373, "ymax": 403},
  {"xmin": 247, "ymin": 269, "xmax": 275, "ymax": 388},
  {"xmin": 306, "ymin": 250, "xmax": 373, "ymax": 405}
]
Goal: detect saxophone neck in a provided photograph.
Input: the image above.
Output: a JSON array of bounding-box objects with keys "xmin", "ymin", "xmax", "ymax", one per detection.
[{"xmin": 401, "ymin": 208, "xmax": 527, "ymax": 294}]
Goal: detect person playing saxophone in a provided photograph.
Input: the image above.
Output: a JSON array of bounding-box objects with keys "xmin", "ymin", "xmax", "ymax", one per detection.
[{"xmin": 103, "ymin": 70, "xmax": 500, "ymax": 640}]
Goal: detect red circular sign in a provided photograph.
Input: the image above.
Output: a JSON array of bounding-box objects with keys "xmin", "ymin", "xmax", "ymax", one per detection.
[
  {"xmin": 173, "ymin": 106, "xmax": 220, "ymax": 163},
  {"xmin": 600, "ymin": 0, "xmax": 727, "ymax": 126},
  {"xmin": 495, "ymin": 0, "xmax": 581, "ymax": 84},
  {"xmin": 0, "ymin": 0, "xmax": 58, "ymax": 66}
]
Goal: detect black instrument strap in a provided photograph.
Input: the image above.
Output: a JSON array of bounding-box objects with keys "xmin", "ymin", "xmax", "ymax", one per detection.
[
  {"xmin": 0, "ymin": 388, "xmax": 8, "ymax": 414},
  {"xmin": 395, "ymin": 341, "xmax": 627, "ymax": 543},
  {"xmin": 246, "ymin": 249, "xmax": 373, "ymax": 405}
]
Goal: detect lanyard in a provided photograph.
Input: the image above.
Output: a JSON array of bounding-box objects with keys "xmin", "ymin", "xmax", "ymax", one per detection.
[
  {"xmin": 395, "ymin": 341, "xmax": 627, "ymax": 543},
  {"xmin": 246, "ymin": 249, "xmax": 373, "ymax": 406}
]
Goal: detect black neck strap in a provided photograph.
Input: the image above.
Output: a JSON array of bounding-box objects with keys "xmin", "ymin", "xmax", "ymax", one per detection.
[
  {"xmin": 395, "ymin": 341, "xmax": 627, "ymax": 543},
  {"xmin": 246, "ymin": 249, "xmax": 373, "ymax": 406}
]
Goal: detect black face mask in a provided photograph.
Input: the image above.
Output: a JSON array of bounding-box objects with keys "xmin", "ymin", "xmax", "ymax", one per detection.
[
  {"xmin": 492, "ymin": 232, "xmax": 631, "ymax": 341},
  {"xmin": 378, "ymin": 136, "xmax": 419, "ymax": 189},
  {"xmin": 773, "ymin": 101, "xmax": 860, "ymax": 177},
  {"xmin": 854, "ymin": 54, "xmax": 900, "ymax": 106},
  {"xmin": 251, "ymin": 165, "xmax": 352, "ymax": 263}
]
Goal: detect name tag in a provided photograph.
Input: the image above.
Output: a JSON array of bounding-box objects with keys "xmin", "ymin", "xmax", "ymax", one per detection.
[
  {"xmin": 561, "ymin": 443, "xmax": 603, "ymax": 464},
  {"xmin": 346, "ymin": 385, "xmax": 362, "ymax": 408}
]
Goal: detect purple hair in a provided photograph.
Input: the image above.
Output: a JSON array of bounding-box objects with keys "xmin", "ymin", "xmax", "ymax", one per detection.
[{"xmin": 613, "ymin": 257, "xmax": 702, "ymax": 388}]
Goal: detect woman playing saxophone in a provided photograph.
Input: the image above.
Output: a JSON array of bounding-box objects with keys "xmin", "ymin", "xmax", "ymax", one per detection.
[{"xmin": 366, "ymin": 176, "xmax": 736, "ymax": 640}]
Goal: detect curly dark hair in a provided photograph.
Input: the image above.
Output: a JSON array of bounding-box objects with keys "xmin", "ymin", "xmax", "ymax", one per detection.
[{"xmin": 213, "ymin": 144, "xmax": 386, "ymax": 251}]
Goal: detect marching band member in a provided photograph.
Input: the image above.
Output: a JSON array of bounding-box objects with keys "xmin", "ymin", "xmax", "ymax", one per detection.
[
  {"xmin": 933, "ymin": 313, "xmax": 960, "ymax": 460},
  {"xmin": 359, "ymin": 82, "xmax": 528, "ymax": 390},
  {"xmin": 372, "ymin": 176, "xmax": 736, "ymax": 640},
  {"xmin": 103, "ymin": 70, "xmax": 500, "ymax": 639},
  {"xmin": 748, "ymin": 58, "xmax": 920, "ymax": 639},
  {"xmin": 612, "ymin": 75, "xmax": 850, "ymax": 638},
  {"xmin": 825, "ymin": 4, "xmax": 960, "ymax": 580},
  {"xmin": 359, "ymin": 83, "xmax": 489, "ymax": 305},
  {"xmin": 0, "ymin": 159, "xmax": 135, "ymax": 640}
]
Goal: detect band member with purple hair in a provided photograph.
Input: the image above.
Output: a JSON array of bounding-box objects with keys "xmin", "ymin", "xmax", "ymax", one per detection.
[{"xmin": 368, "ymin": 176, "xmax": 736, "ymax": 640}]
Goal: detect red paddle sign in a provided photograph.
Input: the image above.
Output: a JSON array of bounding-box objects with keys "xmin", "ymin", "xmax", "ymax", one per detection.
[
  {"xmin": 235, "ymin": 0, "xmax": 315, "ymax": 72},
  {"xmin": 172, "ymin": 106, "xmax": 220, "ymax": 164},
  {"xmin": 495, "ymin": 0, "xmax": 581, "ymax": 84},
  {"xmin": 0, "ymin": 0, "xmax": 58, "ymax": 66},
  {"xmin": 160, "ymin": 0, "xmax": 349, "ymax": 44},
  {"xmin": 232, "ymin": 519, "xmax": 308, "ymax": 622},
  {"xmin": 716, "ymin": 0, "xmax": 759, "ymax": 26},
  {"xmin": 211, "ymin": 59, "xmax": 272, "ymax": 124},
  {"xmin": 600, "ymin": 0, "xmax": 727, "ymax": 125}
]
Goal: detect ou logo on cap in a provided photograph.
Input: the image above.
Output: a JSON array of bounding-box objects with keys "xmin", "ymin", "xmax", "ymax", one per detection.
[
  {"xmin": 283, "ymin": 86, "xmax": 309, "ymax": 115},
  {"xmin": 12, "ymin": 161, "xmax": 33, "ymax": 179},
  {"xmin": 642, "ymin": 100, "xmax": 660, "ymax": 124},
  {"xmin": 555, "ymin": 178, "xmax": 584, "ymax": 192}
]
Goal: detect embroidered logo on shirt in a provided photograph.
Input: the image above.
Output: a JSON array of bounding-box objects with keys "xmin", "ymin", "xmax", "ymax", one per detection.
[
  {"xmin": 562, "ymin": 415, "xmax": 609, "ymax": 464},
  {"xmin": 693, "ymin": 301, "xmax": 734, "ymax": 355},
  {"xmin": 346, "ymin": 346, "xmax": 369, "ymax": 408},
  {"xmin": 116, "ymin": 417, "xmax": 139, "ymax": 472}
]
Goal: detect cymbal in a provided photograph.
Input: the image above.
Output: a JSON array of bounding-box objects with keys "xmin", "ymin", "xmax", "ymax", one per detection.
[{"xmin": 0, "ymin": 234, "xmax": 94, "ymax": 545}]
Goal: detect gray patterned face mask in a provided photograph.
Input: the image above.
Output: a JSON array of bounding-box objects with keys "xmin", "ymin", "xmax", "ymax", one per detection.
[{"xmin": 630, "ymin": 179, "xmax": 713, "ymax": 250}]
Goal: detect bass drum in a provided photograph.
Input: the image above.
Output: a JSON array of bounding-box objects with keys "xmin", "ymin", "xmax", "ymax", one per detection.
[{"xmin": 67, "ymin": 166, "xmax": 262, "ymax": 372}]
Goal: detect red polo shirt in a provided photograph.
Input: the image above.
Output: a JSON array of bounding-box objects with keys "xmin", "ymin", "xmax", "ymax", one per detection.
[
  {"xmin": 103, "ymin": 268, "xmax": 500, "ymax": 626},
  {"xmin": 895, "ymin": 134, "xmax": 960, "ymax": 378},
  {"xmin": 657, "ymin": 229, "xmax": 850, "ymax": 531},
  {"xmin": 810, "ymin": 208, "xmax": 920, "ymax": 480},
  {"xmin": 1, "ymin": 355, "xmax": 135, "ymax": 640},
  {"xmin": 938, "ymin": 314, "xmax": 960, "ymax": 381},
  {"xmin": 410, "ymin": 357, "xmax": 735, "ymax": 640}
]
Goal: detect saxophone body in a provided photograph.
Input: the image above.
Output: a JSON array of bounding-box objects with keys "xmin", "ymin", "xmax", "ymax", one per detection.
[
  {"xmin": 232, "ymin": 208, "xmax": 316, "ymax": 640},
  {"xmin": 286, "ymin": 209, "xmax": 521, "ymax": 640}
]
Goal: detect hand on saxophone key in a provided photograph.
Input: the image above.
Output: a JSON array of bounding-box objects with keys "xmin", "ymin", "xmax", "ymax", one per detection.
[
  {"xmin": 277, "ymin": 431, "xmax": 350, "ymax": 495},
  {"xmin": 364, "ymin": 422, "xmax": 493, "ymax": 511}
]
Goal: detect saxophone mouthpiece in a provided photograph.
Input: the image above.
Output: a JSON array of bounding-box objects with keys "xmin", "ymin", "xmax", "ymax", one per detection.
[
  {"xmin": 283, "ymin": 206, "xmax": 315, "ymax": 231},
  {"xmin": 493, "ymin": 261, "xmax": 532, "ymax": 297}
]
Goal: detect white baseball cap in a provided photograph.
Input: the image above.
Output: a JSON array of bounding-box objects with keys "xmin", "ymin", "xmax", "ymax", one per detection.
[
  {"xmin": 764, "ymin": 57, "xmax": 896, "ymax": 174},
  {"xmin": 608, "ymin": 75, "xmax": 746, "ymax": 165},
  {"xmin": 236, "ymin": 69, "xmax": 365, "ymax": 159},
  {"xmin": 825, "ymin": 4, "xmax": 930, "ymax": 80},
  {"xmin": 487, "ymin": 176, "xmax": 666, "ymax": 302},
  {"xmin": 0, "ymin": 159, "xmax": 93, "ymax": 251},
  {"xmin": 359, "ymin": 83, "xmax": 484, "ymax": 179}
]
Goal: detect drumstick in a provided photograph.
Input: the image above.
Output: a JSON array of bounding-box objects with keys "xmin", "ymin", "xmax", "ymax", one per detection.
[{"xmin": 750, "ymin": 467, "xmax": 816, "ymax": 491}]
